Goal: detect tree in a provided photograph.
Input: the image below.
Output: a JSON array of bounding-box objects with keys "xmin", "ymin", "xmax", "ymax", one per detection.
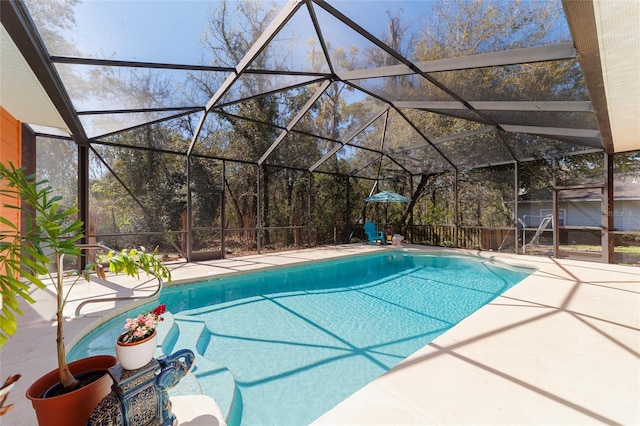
[
  {"xmin": 374, "ymin": 0, "xmax": 577, "ymax": 230},
  {"xmin": 23, "ymin": 0, "xmax": 79, "ymax": 55}
]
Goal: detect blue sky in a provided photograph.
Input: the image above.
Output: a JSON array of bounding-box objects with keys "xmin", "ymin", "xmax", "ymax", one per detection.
[
  {"xmin": 44, "ymin": 0, "xmax": 569, "ymax": 135},
  {"xmin": 70, "ymin": 1, "xmax": 214, "ymax": 62},
  {"xmin": 68, "ymin": 0, "xmax": 431, "ymax": 64}
]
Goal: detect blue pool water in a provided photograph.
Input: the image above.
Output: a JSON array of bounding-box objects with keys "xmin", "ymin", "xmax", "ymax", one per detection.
[{"xmin": 70, "ymin": 251, "xmax": 532, "ymax": 425}]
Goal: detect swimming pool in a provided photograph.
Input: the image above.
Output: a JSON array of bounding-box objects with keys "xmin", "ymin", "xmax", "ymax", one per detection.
[{"xmin": 70, "ymin": 251, "xmax": 532, "ymax": 425}]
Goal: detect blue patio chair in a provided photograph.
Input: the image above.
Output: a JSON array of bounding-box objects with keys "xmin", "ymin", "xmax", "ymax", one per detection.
[{"xmin": 364, "ymin": 221, "xmax": 385, "ymax": 245}]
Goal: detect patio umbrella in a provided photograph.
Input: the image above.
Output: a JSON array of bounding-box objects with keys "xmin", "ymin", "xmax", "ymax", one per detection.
[
  {"xmin": 364, "ymin": 191, "xmax": 411, "ymax": 225},
  {"xmin": 364, "ymin": 190, "xmax": 411, "ymax": 203}
]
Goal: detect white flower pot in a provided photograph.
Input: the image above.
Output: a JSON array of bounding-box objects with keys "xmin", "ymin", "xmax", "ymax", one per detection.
[{"xmin": 115, "ymin": 330, "xmax": 158, "ymax": 370}]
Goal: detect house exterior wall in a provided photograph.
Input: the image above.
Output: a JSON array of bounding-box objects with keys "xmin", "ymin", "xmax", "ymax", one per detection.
[
  {"xmin": 1, "ymin": 106, "xmax": 21, "ymax": 168},
  {"xmin": 614, "ymin": 200, "xmax": 640, "ymax": 231},
  {"xmin": 518, "ymin": 202, "xmax": 567, "ymax": 226},
  {"xmin": 0, "ymin": 106, "xmax": 22, "ymax": 275},
  {"xmin": 565, "ymin": 200, "xmax": 600, "ymax": 227},
  {"xmin": 519, "ymin": 199, "xmax": 640, "ymax": 231}
]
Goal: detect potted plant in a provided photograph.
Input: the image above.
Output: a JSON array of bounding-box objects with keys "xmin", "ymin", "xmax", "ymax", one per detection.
[
  {"xmin": 115, "ymin": 303, "xmax": 166, "ymax": 370},
  {"xmin": 0, "ymin": 162, "xmax": 171, "ymax": 425},
  {"xmin": 385, "ymin": 228, "xmax": 393, "ymax": 242}
]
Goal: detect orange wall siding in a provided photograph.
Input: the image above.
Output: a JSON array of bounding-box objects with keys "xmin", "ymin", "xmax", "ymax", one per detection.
[
  {"xmin": 1, "ymin": 107, "xmax": 22, "ymax": 275},
  {"xmin": 1, "ymin": 106, "xmax": 22, "ymax": 167}
]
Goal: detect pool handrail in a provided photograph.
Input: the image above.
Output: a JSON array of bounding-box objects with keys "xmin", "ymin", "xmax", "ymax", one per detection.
[{"xmin": 73, "ymin": 244, "xmax": 164, "ymax": 317}]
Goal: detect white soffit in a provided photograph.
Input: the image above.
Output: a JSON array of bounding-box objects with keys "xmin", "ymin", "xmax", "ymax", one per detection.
[
  {"xmin": 0, "ymin": 24, "xmax": 69, "ymax": 134},
  {"xmin": 593, "ymin": 1, "xmax": 640, "ymax": 153}
]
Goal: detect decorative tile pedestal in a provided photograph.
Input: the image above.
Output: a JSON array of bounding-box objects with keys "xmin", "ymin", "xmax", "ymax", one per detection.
[
  {"xmin": 111, "ymin": 359, "xmax": 167, "ymax": 425},
  {"xmin": 88, "ymin": 350, "xmax": 195, "ymax": 426}
]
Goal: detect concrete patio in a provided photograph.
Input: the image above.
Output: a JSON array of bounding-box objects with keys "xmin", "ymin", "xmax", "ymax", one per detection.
[{"xmin": 1, "ymin": 245, "xmax": 638, "ymax": 425}]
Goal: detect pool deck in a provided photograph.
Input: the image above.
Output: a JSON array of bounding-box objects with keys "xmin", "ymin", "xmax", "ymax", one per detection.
[{"xmin": 1, "ymin": 245, "xmax": 638, "ymax": 425}]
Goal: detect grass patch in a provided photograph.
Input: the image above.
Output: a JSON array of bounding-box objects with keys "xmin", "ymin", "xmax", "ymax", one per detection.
[{"xmin": 562, "ymin": 244, "xmax": 640, "ymax": 254}]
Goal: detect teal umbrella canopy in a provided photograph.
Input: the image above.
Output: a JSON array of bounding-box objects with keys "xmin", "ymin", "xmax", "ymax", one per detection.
[{"xmin": 364, "ymin": 191, "xmax": 411, "ymax": 203}]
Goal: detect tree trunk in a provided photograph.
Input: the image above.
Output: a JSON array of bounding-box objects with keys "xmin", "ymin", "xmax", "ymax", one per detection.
[
  {"xmin": 224, "ymin": 178, "xmax": 244, "ymax": 229},
  {"xmin": 262, "ymin": 167, "xmax": 271, "ymax": 246},
  {"xmin": 56, "ymin": 255, "xmax": 78, "ymax": 390},
  {"xmin": 401, "ymin": 174, "xmax": 431, "ymax": 231}
]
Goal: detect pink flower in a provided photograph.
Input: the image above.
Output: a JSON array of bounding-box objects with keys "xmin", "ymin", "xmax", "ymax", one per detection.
[{"xmin": 119, "ymin": 304, "xmax": 167, "ymax": 344}]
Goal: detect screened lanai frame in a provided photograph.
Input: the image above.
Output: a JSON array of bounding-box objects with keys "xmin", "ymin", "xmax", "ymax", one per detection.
[{"xmin": 1, "ymin": 0, "xmax": 632, "ymax": 263}]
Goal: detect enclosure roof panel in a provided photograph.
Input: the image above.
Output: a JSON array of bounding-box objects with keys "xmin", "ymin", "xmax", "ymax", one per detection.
[{"xmin": 1, "ymin": 0, "xmax": 637, "ymax": 179}]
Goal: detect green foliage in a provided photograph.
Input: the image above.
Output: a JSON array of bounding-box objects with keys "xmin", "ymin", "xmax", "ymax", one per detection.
[
  {"xmin": 1, "ymin": 162, "xmax": 69, "ymax": 345},
  {"xmin": 425, "ymin": 203, "xmax": 448, "ymax": 226},
  {"xmin": 614, "ymin": 150, "xmax": 640, "ymax": 174},
  {"xmin": 103, "ymin": 247, "xmax": 172, "ymax": 283},
  {"xmin": 0, "ymin": 162, "xmax": 171, "ymax": 391},
  {"xmin": 458, "ymin": 166, "xmax": 516, "ymax": 227},
  {"xmin": 26, "ymin": 0, "xmax": 636, "ymax": 259}
]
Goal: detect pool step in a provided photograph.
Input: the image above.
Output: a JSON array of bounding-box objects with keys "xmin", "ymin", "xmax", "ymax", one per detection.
[
  {"xmin": 156, "ymin": 312, "xmax": 240, "ymax": 424},
  {"xmin": 155, "ymin": 311, "xmax": 177, "ymax": 356},
  {"xmin": 154, "ymin": 312, "xmax": 201, "ymax": 395}
]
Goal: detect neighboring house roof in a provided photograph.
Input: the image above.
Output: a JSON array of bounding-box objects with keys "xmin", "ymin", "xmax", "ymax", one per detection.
[
  {"xmin": 521, "ymin": 174, "xmax": 640, "ymax": 202},
  {"xmin": 561, "ymin": 176, "xmax": 640, "ymax": 201}
]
